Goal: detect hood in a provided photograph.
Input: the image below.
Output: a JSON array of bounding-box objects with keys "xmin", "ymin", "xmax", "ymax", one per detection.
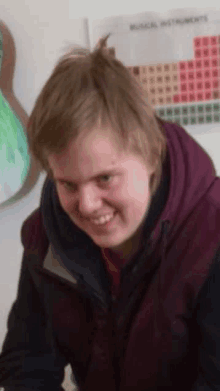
[
  {"xmin": 149, "ymin": 120, "xmax": 216, "ymax": 247},
  {"xmin": 40, "ymin": 121, "xmax": 217, "ymax": 305}
]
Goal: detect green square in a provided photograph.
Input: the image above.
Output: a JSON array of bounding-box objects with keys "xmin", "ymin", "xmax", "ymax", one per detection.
[
  {"xmin": 198, "ymin": 116, "xmax": 204, "ymax": 124},
  {"xmin": 158, "ymin": 109, "xmax": 165, "ymax": 117},
  {"xmin": 182, "ymin": 117, "xmax": 189, "ymax": 125},
  {"xmin": 206, "ymin": 116, "xmax": 212, "ymax": 123},
  {"xmin": 205, "ymin": 104, "xmax": 212, "ymax": 113},
  {"xmin": 190, "ymin": 106, "xmax": 196, "ymax": 114},
  {"xmin": 197, "ymin": 105, "xmax": 204, "ymax": 113},
  {"xmin": 182, "ymin": 107, "xmax": 188, "ymax": 115},
  {"xmin": 190, "ymin": 117, "xmax": 196, "ymax": 125},
  {"xmin": 174, "ymin": 117, "xmax": 181, "ymax": 125},
  {"xmin": 174, "ymin": 108, "xmax": 180, "ymax": 115},
  {"xmin": 213, "ymin": 104, "xmax": 220, "ymax": 112},
  {"xmin": 166, "ymin": 108, "xmax": 173, "ymax": 116},
  {"xmin": 214, "ymin": 114, "xmax": 220, "ymax": 122}
]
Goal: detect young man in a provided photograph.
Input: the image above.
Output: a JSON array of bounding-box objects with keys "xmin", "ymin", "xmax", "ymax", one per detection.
[{"xmin": 0, "ymin": 36, "xmax": 220, "ymax": 391}]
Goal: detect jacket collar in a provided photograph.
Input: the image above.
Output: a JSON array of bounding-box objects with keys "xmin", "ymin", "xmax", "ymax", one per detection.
[{"xmin": 40, "ymin": 120, "xmax": 216, "ymax": 303}]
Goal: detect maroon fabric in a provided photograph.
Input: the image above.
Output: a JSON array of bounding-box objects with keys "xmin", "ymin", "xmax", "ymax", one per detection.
[
  {"xmin": 1, "ymin": 121, "xmax": 220, "ymax": 391},
  {"xmin": 101, "ymin": 248, "xmax": 123, "ymax": 298}
]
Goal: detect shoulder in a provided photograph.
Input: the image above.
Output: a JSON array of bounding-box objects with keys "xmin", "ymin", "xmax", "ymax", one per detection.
[{"xmin": 21, "ymin": 207, "xmax": 48, "ymax": 252}]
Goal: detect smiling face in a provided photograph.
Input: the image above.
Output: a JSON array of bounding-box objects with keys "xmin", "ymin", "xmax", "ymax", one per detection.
[{"xmin": 48, "ymin": 126, "xmax": 155, "ymax": 259}]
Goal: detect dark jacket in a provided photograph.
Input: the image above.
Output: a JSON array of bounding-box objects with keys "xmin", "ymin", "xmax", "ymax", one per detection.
[{"xmin": 1, "ymin": 121, "xmax": 220, "ymax": 391}]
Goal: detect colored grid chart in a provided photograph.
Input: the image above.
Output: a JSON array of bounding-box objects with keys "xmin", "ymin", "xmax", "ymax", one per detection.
[
  {"xmin": 127, "ymin": 35, "xmax": 220, "ymax": 125},
  {"xmin": 155, "ymin": 102, "xmax": 220, "ymax": 125}
]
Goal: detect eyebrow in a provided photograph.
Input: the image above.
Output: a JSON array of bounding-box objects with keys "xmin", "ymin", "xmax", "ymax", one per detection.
[{"xmin": 54, "ymin": 168, "xmax": 121, "ymax": 185}]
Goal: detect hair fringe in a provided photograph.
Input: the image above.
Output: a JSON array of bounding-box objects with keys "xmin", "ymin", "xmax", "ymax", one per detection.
[{"xmin": 27, "ymin": 33, "xmax": 167, "ymax": 196}]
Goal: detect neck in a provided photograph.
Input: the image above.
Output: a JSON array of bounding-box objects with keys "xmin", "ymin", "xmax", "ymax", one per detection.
[{"xmin": 109, "ymin": 227, "xmax": 144, "ymax": 264}]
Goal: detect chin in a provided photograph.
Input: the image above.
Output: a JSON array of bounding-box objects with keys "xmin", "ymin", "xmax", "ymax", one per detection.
[{"xmin": 92, "ymin": 235, "xmax": 125, "ymax": 250}]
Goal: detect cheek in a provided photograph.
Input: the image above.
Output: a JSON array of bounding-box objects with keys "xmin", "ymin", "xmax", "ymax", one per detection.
[
  {"xmin": 57, "ymin": 188, "xmax": 76, "ymax": 214},
  {"xmin": 121, "ymin": 175, "xmax": 151, "ymax": 206},
  {"xmin": 132, "ymin": 172, "xmax": 151, "ymax": 196}
]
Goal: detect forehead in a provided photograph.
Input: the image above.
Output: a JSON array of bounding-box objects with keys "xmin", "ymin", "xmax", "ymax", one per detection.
[{"xmin": 48, "ymin": 127, "xmax": 126, "ymax": 181}]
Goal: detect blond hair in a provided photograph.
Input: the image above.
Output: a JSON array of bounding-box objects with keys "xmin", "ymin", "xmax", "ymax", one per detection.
[{"xmin": 27, "ymin": 34, "xmax": 167, "ymax": 195}]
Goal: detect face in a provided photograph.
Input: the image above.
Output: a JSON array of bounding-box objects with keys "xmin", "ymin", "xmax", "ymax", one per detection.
[{"xmin": 48, "ymin": 126, "xmax": 154, "ymax": 258}]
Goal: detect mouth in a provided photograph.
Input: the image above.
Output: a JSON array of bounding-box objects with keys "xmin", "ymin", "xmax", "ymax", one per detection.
[{"xmin": 87, "ymin": 211, "xmax": 117, "ymax": 229}]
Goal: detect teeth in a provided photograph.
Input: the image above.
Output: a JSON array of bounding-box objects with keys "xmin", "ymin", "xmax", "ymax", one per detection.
[{"xmin": 91, "ymin": 213, "xmax": 114, "ymax": 225}]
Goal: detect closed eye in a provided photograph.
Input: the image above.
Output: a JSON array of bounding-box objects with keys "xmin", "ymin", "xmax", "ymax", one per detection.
[{"xmin": 62, "ymin": 181, "xmax": 78, "ymax": 192}]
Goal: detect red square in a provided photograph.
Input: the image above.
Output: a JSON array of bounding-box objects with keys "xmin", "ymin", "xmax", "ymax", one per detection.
[
  {"xmin": 197, "ymin": 92, "xmax": 204, "ymax": 101},
  {"xmin": 212, "ymin": 69, "xmax": 219, "ymax": 78},
  {"xmin": 181, "ymin": 84, "xmax": 187, "ymax": 92},
  {"xmin": 188, "ymin": 72, "xmax": 195, "ymax": 80},
  {"xmin": 181, "ymin": 94, "xmax": 188, "ymax": 102},
  {"xmin": 179, "ymin": 62, "xmax": 186, "ymax": 70},
  {"xmin": 189, "ymin": 94, "xmax": 195, "ymax": 102},
  {"xmin": 196, "ymin": 71, "xmax": 203, "ymax": 79},
  {"xmin": 204, "ymin": 70, "xmax": 211, "ymax": 78},
  {"xmin": 180, "ymin": 73, "xmax": 186, "ymax": 81},
  {"xmin": 195, "ymin": 60, "xmax": 202, "ymax": 68},
  {"xmin": 210, "ymin": 47, "xmax": 218, "ymax": 56},
  {"xmin": 203, "ymin": 48, "xmax": 209, "ymax": 57},
  {"xmin": 173, "ymin": 95, "xmax": 180, "ymax": 103},
  {"xmin": 196, "ymin": 82, "xmax": 203, "ymax": 90},
  {"xmin": 195, "ymin": 49, "xmax": 201, "ymax": 58},
  {"xmin": 202, "ymin": 37, "xmax": 209, "ymax": 46},
  {"xmin": 194, "ymin": 37, "xmax": 201, "ymax": 47},
  {"xmin": 213, "ymin": 80, "xmax": 219, "ymax": 89},
  {"xmin": 211, "ymin": 58, "xmax": 218, "ymax": 67},
  {"xmin": 205, "ymin": 91, "xmax": 212, "ymax": 100},
  {"xmin": 203, "ymin": 59, "xmax": 210, "ymax": 67},
  {"xmin": 189, "ymin": 83, "xmax": 195, "ymax": 91},
  {"xmin": 204, "ymin": 81, "xmax": 211, "ymax": 89},
  {"xmin": 211, "ymin": 36, "xmax": 217, "ymax": 45},
  {"xmin": 188, "ymin": 61, "xmax": 194, "ymax": 69}
]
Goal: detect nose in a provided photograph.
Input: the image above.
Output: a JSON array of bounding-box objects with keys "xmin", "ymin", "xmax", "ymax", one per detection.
[{"xmin": 78, "ymin": 185, "xmax": 102, "ymax": 217}]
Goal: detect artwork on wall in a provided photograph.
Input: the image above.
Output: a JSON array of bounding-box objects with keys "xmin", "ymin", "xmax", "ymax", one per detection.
[{"xmin": 0, "ymin": 21, "xmax": 40, "ymax": 208}]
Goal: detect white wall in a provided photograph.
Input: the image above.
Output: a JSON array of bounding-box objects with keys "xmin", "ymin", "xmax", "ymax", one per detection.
[{"xmin": 0, "ymin": 0, "xmax": 220, "ymax": 389}]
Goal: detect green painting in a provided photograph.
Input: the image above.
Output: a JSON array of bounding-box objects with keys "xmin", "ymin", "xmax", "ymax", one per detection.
[
  {"xmin": 0, "ymin": 23, "xmax": 40, "ymax": 207},
  {"xmin": 0, "ymin": 89, "xmax": 30, "ymax": 203}
]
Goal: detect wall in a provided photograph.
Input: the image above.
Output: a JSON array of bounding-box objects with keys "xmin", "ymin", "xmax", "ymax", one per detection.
[{"xmin": 0, "ymin": 0, "xmax": 220, "ymax": 389}]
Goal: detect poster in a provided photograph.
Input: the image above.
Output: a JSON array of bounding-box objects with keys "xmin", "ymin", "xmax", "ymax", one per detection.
[{"xmin": 89, "ymin": 8, "xmax": 220, "ymax": 134}]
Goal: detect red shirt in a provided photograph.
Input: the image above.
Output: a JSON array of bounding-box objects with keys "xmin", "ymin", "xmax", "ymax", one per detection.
[{"xmin": 101, "ymin": 248, "xmax": 125, "ymax": 298}]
